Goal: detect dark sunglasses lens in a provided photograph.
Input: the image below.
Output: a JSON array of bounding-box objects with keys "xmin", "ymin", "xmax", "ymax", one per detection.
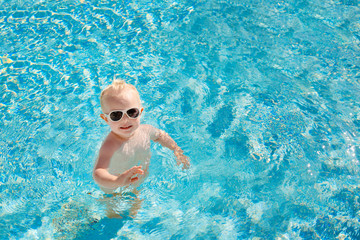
[
  {"xmin": 127, "ymin": 108, "xmax": 140, "ymax": 118},
  {"xmin": 110, "ymin": 111, "xmax": 123, "ymax": 121}
]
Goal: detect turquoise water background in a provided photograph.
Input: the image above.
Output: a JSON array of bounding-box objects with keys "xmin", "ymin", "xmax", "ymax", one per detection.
[{"xmin": 1, "ymin": 0, "xmax": 360, "ymax": 239}]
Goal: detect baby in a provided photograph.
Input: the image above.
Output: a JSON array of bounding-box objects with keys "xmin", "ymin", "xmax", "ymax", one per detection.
[{"xmin": 93, "ymin": 80, "xmax": 190, "ymax": 194}]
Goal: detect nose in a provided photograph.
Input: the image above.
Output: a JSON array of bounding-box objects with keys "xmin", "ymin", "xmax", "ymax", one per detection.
[{"xmin": 119, "ymin": 113, "xmax": 130, "ymax": 123}]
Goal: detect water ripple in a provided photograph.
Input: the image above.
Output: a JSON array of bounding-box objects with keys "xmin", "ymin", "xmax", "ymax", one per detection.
[{"xmin": 1, "ymin": 0, "xmax": 360, "ymax": 239}]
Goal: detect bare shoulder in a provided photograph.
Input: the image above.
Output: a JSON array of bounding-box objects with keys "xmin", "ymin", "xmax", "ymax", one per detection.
[
  {"xmin": 140, "ymin": 124, "xmax": 160, "ymax": 132},
  {"xmin": 140, "ymin": 124, "xmax": 160, "ymax": 140}
]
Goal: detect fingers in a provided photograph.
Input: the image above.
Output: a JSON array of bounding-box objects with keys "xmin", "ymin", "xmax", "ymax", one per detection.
[
  {"xmin": 176, "ymin": 155, "xmax": 190, "ymax": 169},
  {"xmin": 182, "ymin": 159, "xmax": 190, "ymax": 169},
  {"xmin": 126, "ymin": 166, "xmax": 144, "ymax": 176},
  {"xmin": 121, "ymin": 166, "xmax": 144, "ymax": 186}
]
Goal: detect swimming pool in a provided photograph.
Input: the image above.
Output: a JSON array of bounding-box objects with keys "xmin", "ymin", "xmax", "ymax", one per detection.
[{"xmin": 1, "ymin": 0, "xmax": 360, "ymax": 239}]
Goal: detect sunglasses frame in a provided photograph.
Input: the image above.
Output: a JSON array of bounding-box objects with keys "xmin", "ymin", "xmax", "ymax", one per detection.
[{"xmin": 104, "ymin": 108, "xmax": 142, "ymax": 122}]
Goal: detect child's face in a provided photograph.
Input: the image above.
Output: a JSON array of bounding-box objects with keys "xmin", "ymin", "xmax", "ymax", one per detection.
[{"xmin": 101, "ymin": 89, "xmax": 143, "ymax": 139}]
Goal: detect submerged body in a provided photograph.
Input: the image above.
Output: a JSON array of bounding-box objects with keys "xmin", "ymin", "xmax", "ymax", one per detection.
[
  {"xmin": 98, "ymin": 124, "xmax": 159, "ymax": 193},
  {"xmin": 93, "ymin": 80, "xmax": 190, "ymax": 194}
]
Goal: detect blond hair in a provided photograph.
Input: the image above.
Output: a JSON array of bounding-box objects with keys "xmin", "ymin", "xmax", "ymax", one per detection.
[{"xmin": 100, "ymin": 79, "xmax": 139, "ymax": 111}]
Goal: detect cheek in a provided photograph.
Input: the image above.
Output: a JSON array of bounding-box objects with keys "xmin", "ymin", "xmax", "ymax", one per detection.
[
  {"xmin": 128, "ymin": 118, "xmax": 141, "ymax": 130},
  {"xmin": 107, "ymin": 121, "xmax": 121, "ymax": 130},
  {"xmin": 108, "ymin": 123, "xmax": 117, "ymax": 131},
  {"xmin": 134, "ymin": 118, "xmax": 141, "ymax": 126}
]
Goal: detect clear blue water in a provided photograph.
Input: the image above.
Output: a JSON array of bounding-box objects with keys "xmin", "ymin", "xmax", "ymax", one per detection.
[{"xmin": 1, "ymin": 0, "xmax": 360, "ymax": 239}]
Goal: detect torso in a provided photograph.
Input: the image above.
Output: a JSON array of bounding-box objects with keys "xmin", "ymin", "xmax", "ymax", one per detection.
[
  {"xmin": 100, "ymin": 124, "xmax": 159, "ymax": 193},
  {"xmin": 108, "ymin": 125, "xmax": 152, "ymax": 175}
]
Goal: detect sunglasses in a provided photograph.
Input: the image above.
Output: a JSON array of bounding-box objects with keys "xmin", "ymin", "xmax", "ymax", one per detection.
[{"xmin": 104, "ymin": 108, "xmax": 142, "ymax": 122}]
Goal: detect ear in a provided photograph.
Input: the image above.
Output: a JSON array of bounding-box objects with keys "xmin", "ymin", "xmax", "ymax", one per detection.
[{"xmin": 100, "ymin": 114, "xmax": 108, "ymax": 123}]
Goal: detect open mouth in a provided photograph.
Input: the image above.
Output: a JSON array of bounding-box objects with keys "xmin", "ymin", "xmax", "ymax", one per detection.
[{"xmin": 120, "ymin": 125, "xmax": 132, "ymax": 130}]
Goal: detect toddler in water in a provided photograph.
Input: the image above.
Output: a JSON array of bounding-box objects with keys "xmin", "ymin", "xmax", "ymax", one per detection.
[{"xmin": 93, "ymin": 80, "xmax": 190, "ymax": 194}]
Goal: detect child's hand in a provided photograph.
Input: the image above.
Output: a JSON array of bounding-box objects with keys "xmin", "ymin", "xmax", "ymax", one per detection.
[
  {"xmin": 117, "ymin": 166, "xmax": 144, "ymax": 186},
  {"xmin": 174, "ymin": 148, "xmax": 190, "ymax": 169}
]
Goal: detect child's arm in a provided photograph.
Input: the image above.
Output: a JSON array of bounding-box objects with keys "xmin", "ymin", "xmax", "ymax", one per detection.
[
  {"xmin": 93, "ymin": 135, "xmax": 144, "ymax": 189},
  {"xmin": 93, "ymin": 165, "xmax": 144, "ymax": 189},
  {"xmin": 153, "ymin": 129, "xmax": 190, "ymax": 169}
]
